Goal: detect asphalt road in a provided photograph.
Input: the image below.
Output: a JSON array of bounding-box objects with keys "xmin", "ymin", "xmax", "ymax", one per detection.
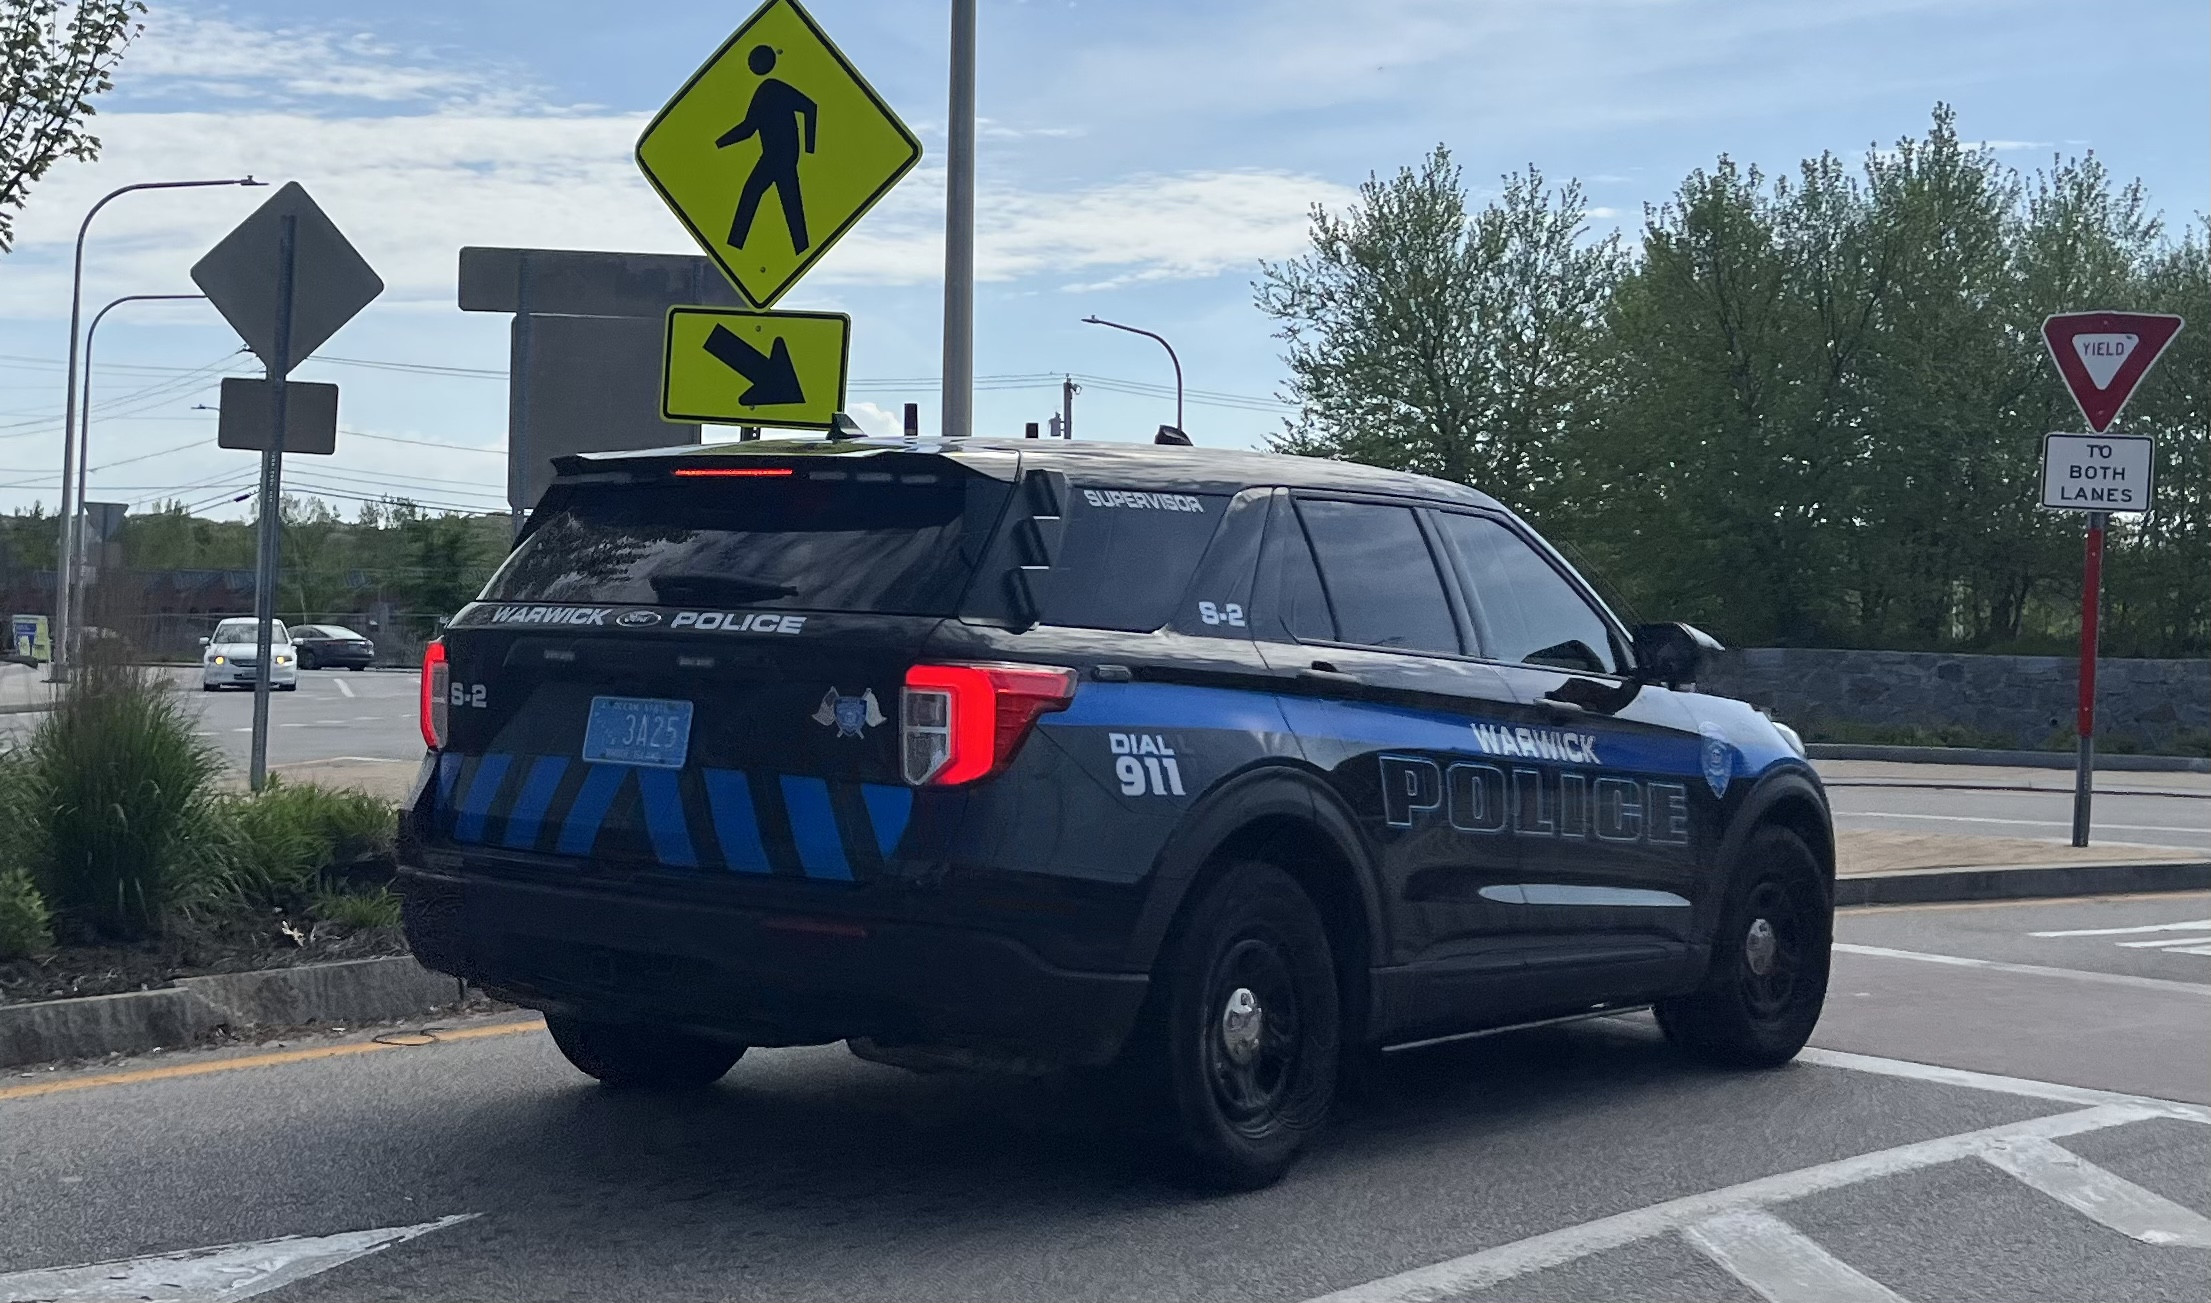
[
  {"xmin": 3, "ymin": 895, "xmax": 2206, "ymax": 1302},
  {"xmin": 0, "ymin": 666, "xmax": 422, "ymax": 770},
  {"xmin": 1828, "ymin": 784, "xmax": 2211, "ymax": 854}
]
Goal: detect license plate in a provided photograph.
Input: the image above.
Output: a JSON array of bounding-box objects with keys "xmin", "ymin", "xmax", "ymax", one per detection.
[{"xmin": 582, "ymin": 696, "xmax": 693, "ymax": 768}]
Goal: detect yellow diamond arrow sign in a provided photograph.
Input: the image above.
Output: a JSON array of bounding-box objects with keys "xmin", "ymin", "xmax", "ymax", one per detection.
[
  {"xmin": 637, "ymin": 0, "xmax": 921, "ymax": 309},
  {"xmin": 662, "ymin": 306, "xmax": 851, "ymax": 430}
]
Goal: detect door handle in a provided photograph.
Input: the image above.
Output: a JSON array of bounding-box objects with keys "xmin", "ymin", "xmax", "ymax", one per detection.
[
  {"xmin": 1299, "ymin": 660, "xmax": 1360, "ymax": 686},
  {"xmin": 1537, "ymin": 693, "xmax": 1587, "ymax": 715}
]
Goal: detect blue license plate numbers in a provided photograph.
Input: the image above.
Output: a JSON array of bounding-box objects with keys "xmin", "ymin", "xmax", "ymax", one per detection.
[{"xmin": 582, "ymin": 696, "xmax": 693, "ymax": 768}]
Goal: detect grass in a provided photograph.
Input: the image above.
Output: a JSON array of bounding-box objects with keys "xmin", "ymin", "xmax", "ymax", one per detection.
[
  {"xmin": 11, "ymin": 659, "xmax": 227, "ymax": 941},
  {"xmin": 0, "ymin": 868, "xmax": 53, "ymax": 960}
]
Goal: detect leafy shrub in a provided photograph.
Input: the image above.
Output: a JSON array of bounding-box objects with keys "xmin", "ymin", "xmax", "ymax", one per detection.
[
  {"xmin": 0, "ymin": 868, "xmax": 53, "ymax": 960},
  {"xmin": 20, "ymin": 660, "xmax": 225, "ymax": 940},
  {"xmin": 211, "ymin": 779, "xmax": 397, "ymax": 916}
]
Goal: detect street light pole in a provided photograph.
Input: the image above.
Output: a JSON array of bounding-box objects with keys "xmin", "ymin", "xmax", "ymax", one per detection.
[
  {"xmin": 53, "ymin": 176, "xmax": 261, "ymax": 682},
  {"xmin": 69, "ymin": 293, "xmax": 209, "ymax": 630},
  {"xmin": 1081, "ymin": 315, "xmax": 1183, "ymax": 434},
  {"xmin": 941, "ymin": 0, "xmax": 976, "ymax": 439}
]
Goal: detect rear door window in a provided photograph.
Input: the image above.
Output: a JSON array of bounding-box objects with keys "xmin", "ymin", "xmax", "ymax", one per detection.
[
  {"xmin": 1293, "ymin": 498, "xmax": 1461, "ymax": 655},
  {"xmin": 1037, "ymin": 486, "xmax": 1228, "ymax": 632},
  {"xmin": 482, "ymin": 470, "xmax": 1010, "ymax": 616}
]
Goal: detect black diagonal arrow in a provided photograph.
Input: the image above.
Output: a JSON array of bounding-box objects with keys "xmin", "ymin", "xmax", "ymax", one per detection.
[{"xmin": 702, "ymin": 324, "xmax": 806, "ymax": 407}]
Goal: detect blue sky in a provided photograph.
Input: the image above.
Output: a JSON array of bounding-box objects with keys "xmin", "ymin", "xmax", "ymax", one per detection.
[{"xmin": 0, "ymin": 0, "xmax": 2204, "ymax": 519}]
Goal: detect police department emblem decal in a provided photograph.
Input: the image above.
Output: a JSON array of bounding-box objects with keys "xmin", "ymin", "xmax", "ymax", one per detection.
[
  {"xmin": 812, "ymin": 688, "xmax": 886, "ymax": 738},
  {"xmin": 1698, "ymin": 724, "xmax": 1735, "ymax": 797}
]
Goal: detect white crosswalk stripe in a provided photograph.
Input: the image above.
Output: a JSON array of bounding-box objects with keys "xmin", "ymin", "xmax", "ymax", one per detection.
[
  {"xmin": 1682, "ymin": 1209, "xmax": 1907, "ymax": 1303},
  {"xmin": 1300, "ymin": 1077, "xmax": 2210, "ymax": 1303},
  {"xmin": 1980, "ymin": 1135, "xmax": 2211, "ymax": 1248}
]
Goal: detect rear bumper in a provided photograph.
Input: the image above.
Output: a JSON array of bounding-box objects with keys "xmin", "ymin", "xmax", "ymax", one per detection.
[
  {"xmin": 305, "ymin": 647, "xmax": 375, "ymax": 666},
  {"xmin": 399, "ymin": 865, "xmax": 1149, "ymax": 1067}
]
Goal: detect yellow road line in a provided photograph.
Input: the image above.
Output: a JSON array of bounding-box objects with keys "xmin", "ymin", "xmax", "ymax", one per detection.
[{"xmin": 0, "ymin": 1017, "xmax": 544, "ymax": 1103}]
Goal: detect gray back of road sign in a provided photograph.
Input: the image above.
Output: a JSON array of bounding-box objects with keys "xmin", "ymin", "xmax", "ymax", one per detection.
[
  {"xmin": 191, "ymin": 183, "xmax": 383, "ymax": 374},
  {"xmin": 217, "ymin": 377, "xmax": 339, "ymax": 455},
  {"xmin": 83, "ymin": 502, "xmax": 127, "ymax": 543},
  {"xmin": 458, "ymin": 247, "xmax": 730, "ymax": 515}
]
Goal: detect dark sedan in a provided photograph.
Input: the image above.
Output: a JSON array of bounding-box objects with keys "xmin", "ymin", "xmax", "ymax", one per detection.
[{"xmin": 290, "ymin": 624, "xmax": 376, "ymax": 669}]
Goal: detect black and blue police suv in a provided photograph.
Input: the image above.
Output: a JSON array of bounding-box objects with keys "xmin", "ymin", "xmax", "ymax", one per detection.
[{"xmin": 399, "ymin": 437, "xmax": 1833, "ymax": 1190}]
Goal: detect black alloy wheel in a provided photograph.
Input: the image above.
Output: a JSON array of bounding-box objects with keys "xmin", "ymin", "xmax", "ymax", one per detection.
[
  {"xmin": 1142, "ymin": 860, "xmax": 1339, "ymax": 1190},
  {"xmin": 1656, "ymin": 825, "xmax": 1830, "ymax": 1068}
]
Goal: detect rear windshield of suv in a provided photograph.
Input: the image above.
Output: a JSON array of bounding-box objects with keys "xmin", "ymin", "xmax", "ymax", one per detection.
[{"xmin": 482, "ymin": 470, "xmax": 1011, "ymax": 616}]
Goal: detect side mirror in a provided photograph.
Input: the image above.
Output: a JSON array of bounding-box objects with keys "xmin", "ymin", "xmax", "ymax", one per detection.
[
  {"xmin": 1632, "ymin": 622, "xmax": 1723, "ymax": 688},
  {"xmin": 198, "ymin": 637, "xmax": 210, "ymax": 647}
]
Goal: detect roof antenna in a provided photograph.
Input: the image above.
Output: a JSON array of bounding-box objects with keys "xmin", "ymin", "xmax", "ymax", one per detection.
[
  {"xmin": 1154, "ymin": 424, "xmax": 1192, "ymax": 446},
  {"xmin": 828, "ymin": 412, "xmax": 867, "ymax": 440}
]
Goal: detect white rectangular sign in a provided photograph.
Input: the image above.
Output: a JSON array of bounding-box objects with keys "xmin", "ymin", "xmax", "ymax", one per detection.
[{"xmin": 2041, "ymin": 433, "xmax": 2153, "ymax": 513}]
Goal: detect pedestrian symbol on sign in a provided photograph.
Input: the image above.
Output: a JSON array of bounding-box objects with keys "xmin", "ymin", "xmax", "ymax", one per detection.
[
  {"xmin": 634, "ymin": 0, "xmax": 921, "ymax": 309},
  {"xmin": 718, "ymin": 45, "xmax": 818, "ymax": 255}
]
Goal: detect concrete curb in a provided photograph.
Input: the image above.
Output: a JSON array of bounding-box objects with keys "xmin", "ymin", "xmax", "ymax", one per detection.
[
  {"xmin": 0, "ymin": 957, "xmax": 468, "ymax": 1069},
  {"xmin": 1808, "ymin": 743, "xmax": 2209, "ymax": 774},
  {"xmin": 1836, "ymin": 859, "xmax": 2211, "ymax": 907}
]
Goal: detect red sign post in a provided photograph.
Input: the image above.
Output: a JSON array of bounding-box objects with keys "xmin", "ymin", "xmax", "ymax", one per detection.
[{"xmin": 2040, "ymin": 311, "xmax": 2183, "ymax": 845}]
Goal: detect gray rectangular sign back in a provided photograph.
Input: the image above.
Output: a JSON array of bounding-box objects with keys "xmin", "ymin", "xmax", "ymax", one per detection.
[
  {"xmin": 509, "ymin": 315, "xmax": 699, "ymax": 513},
  {"xmin": 217, "ymin": 377, "xmax": 339, "ymax": 454}
]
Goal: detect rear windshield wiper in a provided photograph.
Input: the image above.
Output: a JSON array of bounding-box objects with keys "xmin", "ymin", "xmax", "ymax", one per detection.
[{"xmin": 648, "ymin": 572, "xmax": 799, "ymax": 605}]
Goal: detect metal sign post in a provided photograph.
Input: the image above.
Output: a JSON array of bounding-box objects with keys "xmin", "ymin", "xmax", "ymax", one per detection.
[
  {"xmin": 2070, "ymin": 511, "xmax": 2106, "ymax": 846},
  {"xmin": 2037, "ymin": 311, "xmax": 2184, "ymax": 846},
  {"xmin": 247, "ymin": 214, "xmax": 297, "ymax": 792}
]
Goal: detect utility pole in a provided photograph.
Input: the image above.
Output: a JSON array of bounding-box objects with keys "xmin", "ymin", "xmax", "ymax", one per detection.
[
  {"xmin": 940, "ymin": 0, "xmax": 976, "ymax": 439},
  {"xmin": 1061, "ymin": 376, "xmax": 1078, "ymax": 440}
]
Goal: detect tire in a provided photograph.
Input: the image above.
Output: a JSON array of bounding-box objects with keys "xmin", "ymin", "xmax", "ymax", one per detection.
[
  {"xmin": 1657, "ymin": 826, "xmax": 1831, "ymax": 1068},
  {"xmin": 279, "ymin": 682, "xmax": 298, "ymax": 692},
  {"xmin": 348, "ymin": 664, "xmax": 365, "ymax": 671},
  {"xmin": 297, "ymin": 651, "xmax": 315, "ymax": 670},
  {"xmin": 1135, "ymin": 860, "xmax": 1340, "ymax": 1190},
  {"xmin": 545, "ymin": 1015, "xmax": 745, "ymax": 1089}
]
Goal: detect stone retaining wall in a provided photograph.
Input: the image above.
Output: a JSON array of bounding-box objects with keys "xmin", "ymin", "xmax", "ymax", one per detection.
[{"xmin": 1701, "ymin": 648, "xmax": 2209, "ymax": 753}]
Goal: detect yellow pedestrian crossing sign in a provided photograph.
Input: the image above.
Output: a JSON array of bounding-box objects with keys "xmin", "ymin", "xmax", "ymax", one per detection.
[
  {"xmin": 637, "ymin": 0, "xmax": 922, "ymax": 309},
  {"xmin": 661, "ymin": 306, "xmax": 850, "ymax": 430}
]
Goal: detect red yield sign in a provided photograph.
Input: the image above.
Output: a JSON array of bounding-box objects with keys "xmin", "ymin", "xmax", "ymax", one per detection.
[{"xmin": 2041, "ymin": 310, "xmax": 2184, "ymax": 431}]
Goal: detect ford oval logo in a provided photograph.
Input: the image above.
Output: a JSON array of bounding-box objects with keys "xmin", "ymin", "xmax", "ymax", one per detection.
[{"xmin": 615, "ymin": 609, "xmax": 662, "ymax": 628}]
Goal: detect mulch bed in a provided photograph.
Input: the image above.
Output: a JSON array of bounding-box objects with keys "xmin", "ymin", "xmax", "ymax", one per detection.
[{"xmin": 0, "ymin": 916, "xmax": 409, "ymax": 1007}]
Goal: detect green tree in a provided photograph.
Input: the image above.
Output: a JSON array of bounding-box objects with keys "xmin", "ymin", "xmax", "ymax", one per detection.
[
  {"xmin": 1254, "ymin": 148, "xmax": 1625, "ymax": 520},
  {"xmin": 0, "ymin": 0, "xmax": 145, "ymax": 252}
]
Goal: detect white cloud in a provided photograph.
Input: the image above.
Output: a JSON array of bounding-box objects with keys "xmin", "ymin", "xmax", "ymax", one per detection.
[{"xmin": 118, "ymin": 10, "xmax": 534, "ymax": 110}]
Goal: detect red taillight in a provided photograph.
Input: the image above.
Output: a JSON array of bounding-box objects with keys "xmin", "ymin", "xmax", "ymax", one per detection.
[
  {"xmin": 901, "ymin": 662, "xmax": 1078, "ymax": 786},
  {"xmin": 672, "ymin": 466, "xmax": 794, "ymax": 478},
  {"xmin": 420, "ymin": 638, "xmax": 449, "ymax": 749}
]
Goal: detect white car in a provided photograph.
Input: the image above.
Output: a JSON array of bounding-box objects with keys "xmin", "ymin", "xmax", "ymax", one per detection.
[{"xmin": 200, "ymin": 618, "xmax": 298, "ymax": 691}]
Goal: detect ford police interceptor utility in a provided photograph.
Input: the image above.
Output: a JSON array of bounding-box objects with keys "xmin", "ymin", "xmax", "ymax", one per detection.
[{"xmin": 399, "ymin": 437, "xmax": 1833, "ymax": 1189}]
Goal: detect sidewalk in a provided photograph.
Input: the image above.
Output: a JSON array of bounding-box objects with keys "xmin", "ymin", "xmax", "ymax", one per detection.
[{"xmin": 1815, "ymin": 758, "xmax": 2210, "ymax": 798}]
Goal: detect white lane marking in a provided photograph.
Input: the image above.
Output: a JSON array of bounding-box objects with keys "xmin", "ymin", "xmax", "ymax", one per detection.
[
  {"xmin": 2116, "ymin": 937, "xmax": 2211, "ymax": 949},
  {"xmin": 1681, "ymin": 1209, "xmax": 1907, "ymax": 1303},
  {"xmin": 2150, "ymin": 943, "xmax": 2211, "ymax": 956},
  {"xmin": 1981, "ymin": 1135, "xmax": 2211, "ymax": 1247},
  {"xmin": 1297, "ymin": 1104, "xmax": 2181, "ymax": 1303},
  {"xmin": 1832, "ymin": 943, "xmax": 2211, "ymax": 996},
  {"xmin": 0, "ymin": 1214, "xmax": 475, "ymax": 1302},
  {"xmin": 1835, "ymin": 811, "xmax": 2210, "ymax": 836},
  {"xmin": 1792, "ymin": 1047, "xmax": 2211, "ymax": 1119},
  {"xmin": 332, "ymin": 676, "xmax": 355, "ymax": 698},
  {"xmin": 2033, "ymin": 919, "xmax": 2211, "ymax": 938}
]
